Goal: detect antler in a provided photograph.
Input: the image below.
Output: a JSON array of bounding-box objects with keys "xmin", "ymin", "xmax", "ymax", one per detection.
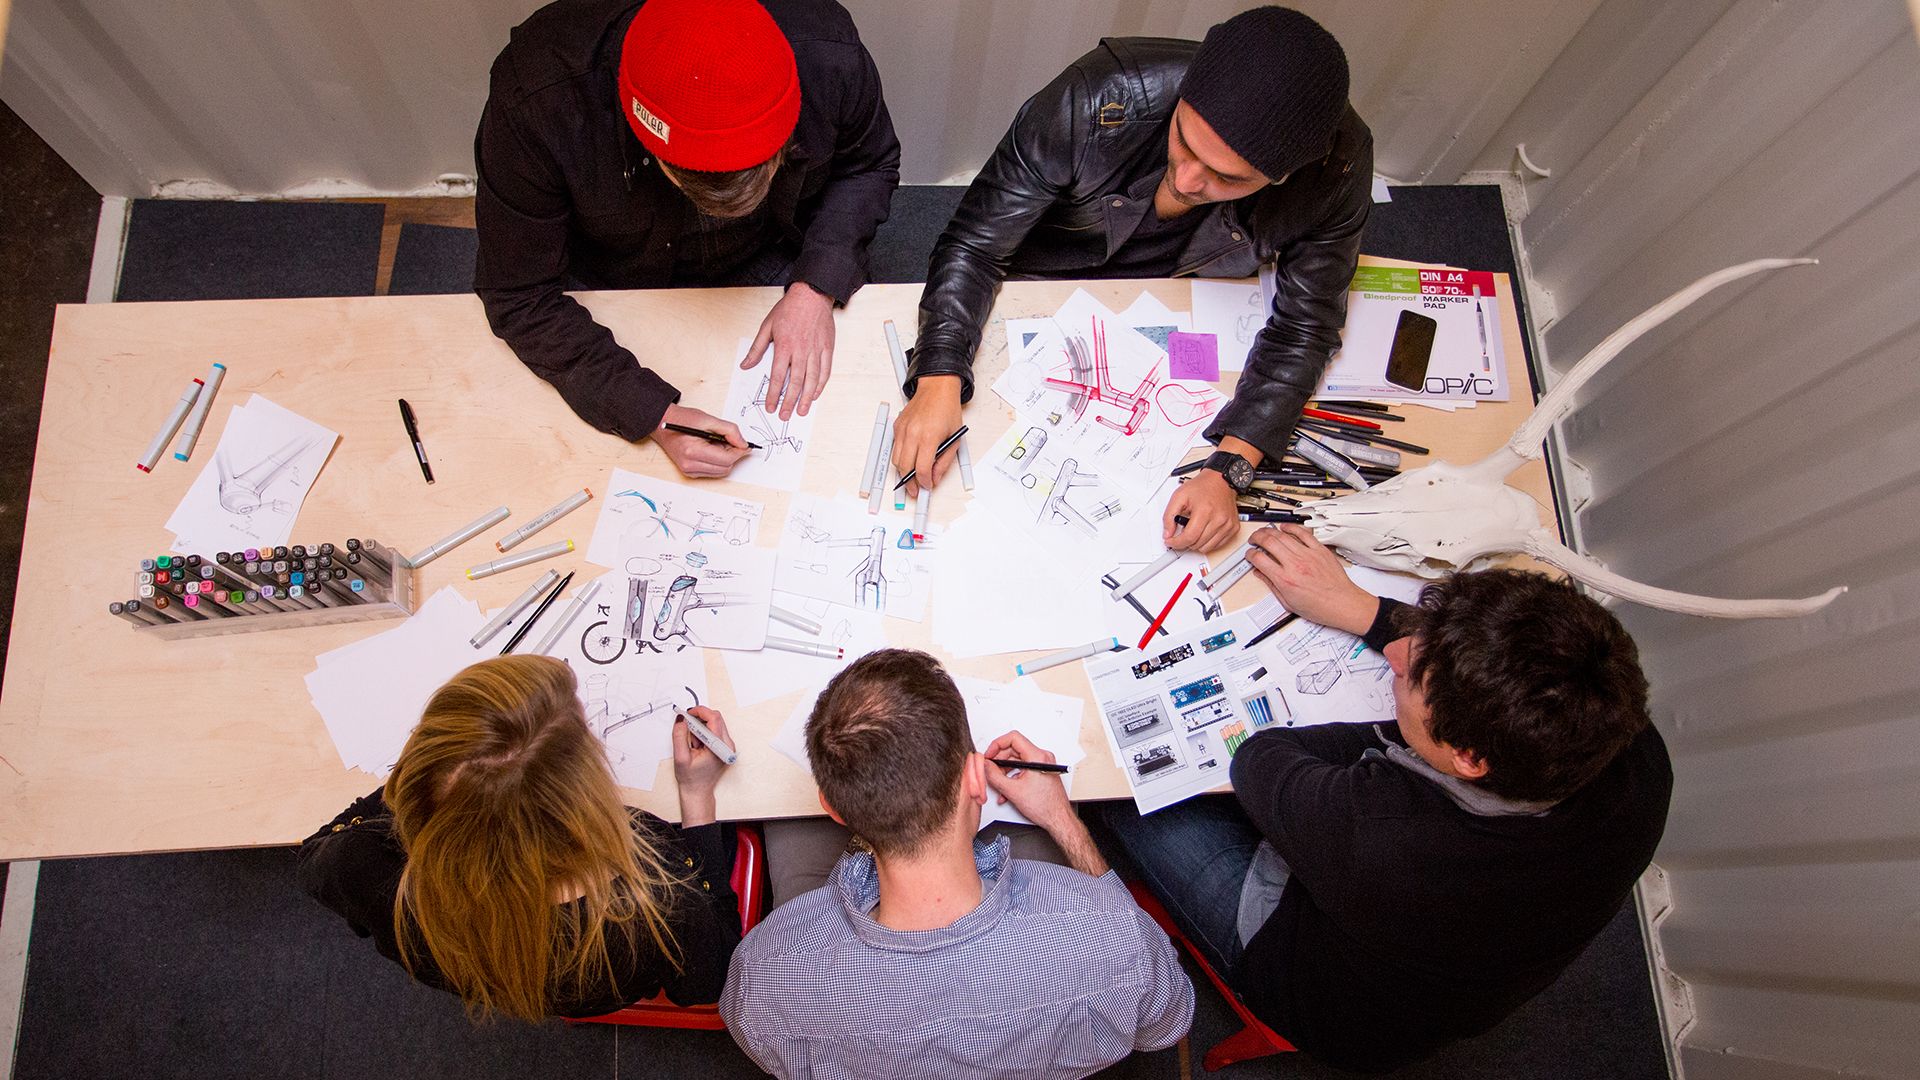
[
  {"xmin": 1469, "ymin": 257, "xmax": 1819, "ymax": 483},
  {"xmin": 1526, "ymin": 535, "xmax": 1846, "ymax": 618}
]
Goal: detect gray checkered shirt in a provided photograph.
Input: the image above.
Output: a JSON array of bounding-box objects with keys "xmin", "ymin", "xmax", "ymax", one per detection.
[{"xmin": 719, "ymin": 834, "xmax": 1194, "ymax": 1079}]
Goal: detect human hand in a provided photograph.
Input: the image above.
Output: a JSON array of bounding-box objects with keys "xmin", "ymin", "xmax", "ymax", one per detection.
[
  {"xmin": 741, "ymin": 281, "xmax": 835, "ymax": 420},
  {"xmin": 1163, "ymin": 472, "xmax": 1241, "ymax": 553},
  {"xmin": 672, "ymin": 706, "xmax": 734, "ymax": 827},
  {"xmin": 653, "ymin": 403, "xmax": 752, "ymax": 479},
  {"xmin": 891, "ymin": 375, "xmax": 963, "ymax": 497},
  {"xmin": 981, "ymin": 730, "xmax": 1072, "ymax": 832},
  {"xmin": 1246, "ymin": 524, "xmax": 1380, "ymax": 635}
]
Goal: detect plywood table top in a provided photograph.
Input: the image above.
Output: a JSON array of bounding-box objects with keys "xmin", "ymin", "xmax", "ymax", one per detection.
[{"xmin": 0, "ymin": 264, "xmax": 1545, "ymax": 858}]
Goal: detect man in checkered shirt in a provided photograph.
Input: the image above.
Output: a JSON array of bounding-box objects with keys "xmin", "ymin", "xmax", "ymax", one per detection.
[{"xmin": 719, "ymin": 649, "xmax": 1194, "ymax": 1078}]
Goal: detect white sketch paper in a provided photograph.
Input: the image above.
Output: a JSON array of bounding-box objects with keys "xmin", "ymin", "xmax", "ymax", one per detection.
[
  {"xmin": 775, "ymin": 493, "xmax": 934, "ymax": 622},
  {"xmin": 542, "ymin": 566, "xmax": 712, "ymax": 790},
  {"xmin": 1190, "ymin": 278, "xmax": 1265, "ymax": 373},
  {"xmin": 168, "ymin": 395, "xmax": 339, "ymax": 555},
  {"xmin": 585, "ymin": 468, "xmax": 763, "ymax": 568},
  {"xmin": 721, "ymin": 337, "xmax": 816, "ymax": 491},
  {"xmin": 720, "ymin": 592, "xmax": 891, "ymax": 707},
  {"xmin": 610, "ymin": 543, "xmax": 776, "ymax": 651}
]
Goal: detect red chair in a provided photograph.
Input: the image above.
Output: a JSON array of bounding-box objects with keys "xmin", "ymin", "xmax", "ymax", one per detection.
[
  {"xmin": 572, "ymin": 823, "xmax": 767, "ymax": 1030},
  {"xmin": 1125, "ymin": 880, "xmax": 1296, "ymax": 1071}
]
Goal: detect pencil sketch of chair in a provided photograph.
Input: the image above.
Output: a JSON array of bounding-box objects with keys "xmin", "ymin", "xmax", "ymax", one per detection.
[
  {"xmin": 1037, "ymin": 457, "xmax": 1104, "ymax": 536},
  {"xmin": 217, "ymin": 436, "xmax": 313, "ymax": 514},
  {"xmin": 1299, "ymin": 258, "xmax": 1846, "ymax": 618}
]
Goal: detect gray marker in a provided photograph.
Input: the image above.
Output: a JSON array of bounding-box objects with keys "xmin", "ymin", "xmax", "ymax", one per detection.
[
  {"xmin": 470, "ymin": 569, "xmax": 561, "ymax": 648},
  {"xmin": 407, "ymin": 506, "xmax": 510, "ymax": 569},
  {"xmin": 1312, "ymin": 433, "xmax": 1400, "ymax": 469},
  {"xmin": 1110, "ymin": 549, "xmax": 1182, "ymax": 601},
  {"xmin": 1202, "ymin": 541, "xmax": 1255, "ymax": 594},
  {"xmin": 466, "ymin": 539, "xmax": 573, "ymax": 580},
  {"xmin": 770, "ymin": 604, "xmax": 821, "ymax": 636},
  {"xmin": 173, "ymin": 362, "xmax": 227, "ymax": 461},
  {"xmin": 1292, "ymin": 432, "xmax": 1371, "ymax": 491},
  {"xmin": 121, "ymin": 600, "xmax": 170, "ymax": 626},
  {"xmin": 495, "ymin": 489, "xmax": 593, "ymax": 552},
  {"xmin": 532, "ymin": 580, "xmax": 601, "ymax": 655},
  {"xmin": 858, "ymin": 402, "xmax": 890, "ymax": 498},
  {"xmin": 137, "ymin": 379, "xmax": 202, "ymax": 473}
]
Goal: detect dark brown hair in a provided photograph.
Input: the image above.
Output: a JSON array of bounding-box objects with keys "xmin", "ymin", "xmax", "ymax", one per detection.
[
  {"xmin": 805, "ymin": 649, "xmax": 972, "ymax": 857},
  {"xmin": 659, "ymin": 150, "xmax": 783, "ymax": 218},
  {"xmin": 1401, "ymin": 570, "xmax": 1650, "ymax": 803}
]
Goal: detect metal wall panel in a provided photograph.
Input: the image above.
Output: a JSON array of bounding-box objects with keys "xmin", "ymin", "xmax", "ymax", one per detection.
[
  {"xmin": 0, "ymin": 0, "xmax": 1597, "ymax": 194},
  {"xmin": 1486, "ymin": 1, "xmax": 1920, "ymax": 1076}
]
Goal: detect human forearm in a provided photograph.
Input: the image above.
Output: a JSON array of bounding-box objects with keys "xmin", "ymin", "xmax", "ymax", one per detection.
[{"xmin": 1040, "ymin": 811, "xmax": 1110, "ymax": 878}]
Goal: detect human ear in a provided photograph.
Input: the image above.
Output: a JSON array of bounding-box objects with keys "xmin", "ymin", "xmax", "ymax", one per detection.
[
  {"xmin": 963, "ymin": 753, "xmax": 987, "ymax": 808},
  {"xmin": 818, "ymin": 790, "xmax": 846, "ymax": 826},
  {"xmin": 1451, "ymin": 747, "xmax": 1490, "ymax": 780}
]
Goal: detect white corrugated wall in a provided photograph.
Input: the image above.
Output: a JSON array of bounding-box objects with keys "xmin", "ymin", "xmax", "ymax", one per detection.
[
  {"xmin": 1483, "ymin": 2, "xmax": 1920, "ymax": 1077},
  {"xmin": 4, "ymin": 0, "xmax": 1920, "ymax": 1076}
]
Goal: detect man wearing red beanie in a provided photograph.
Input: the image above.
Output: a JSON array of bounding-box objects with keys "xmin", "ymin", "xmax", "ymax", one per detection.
[
  {"xmin": 476, "ymin": 0, "xmax": 899, "ymax": 477},
  {"xmin": 897, "ymin": 7, "xmax": 1368, "ymax": 549}
]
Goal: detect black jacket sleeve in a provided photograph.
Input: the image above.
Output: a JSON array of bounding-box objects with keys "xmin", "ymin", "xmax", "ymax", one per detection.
[
  {"xmin": 653, "ymin": 821, "xmax": 743, "ymax": 1006},
  {"xmin": 1229, "ymin": 724, "xmax": 1384, "ymax": 899},
  {"xmin": 296, "ymin": 787, "xmax": 400, "ymax": 942},
  {"xmin": 908, "ymin": 64, "xmax": 1089, "ymax": 403},
  {"xmin": 473, "ymin": 89, "xmax": 681, "ymax": 443},
  {"xmin": 1202, "ymin": 156, "xmax": 1371, "ymax": 462},
  {"xmin": 788, "ymin": 41, "xmax": 900, "ymax": 305}
]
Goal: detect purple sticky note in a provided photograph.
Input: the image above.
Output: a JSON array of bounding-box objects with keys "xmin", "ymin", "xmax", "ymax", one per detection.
[{"xmin": 1167, "ymin": 331, "xmax": 1220, "ymax": 382}]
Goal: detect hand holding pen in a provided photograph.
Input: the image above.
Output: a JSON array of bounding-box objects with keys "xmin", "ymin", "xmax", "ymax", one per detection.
[
  {"xmin": 980, "ymin": 730, "xmax": 1072, "ymax": 828},
  {"xmin": 672, "ymin": 707, "xmax": 736, "ymax": 827},
  {"xmin": 655, "ymin": 404, "xmax": 752, "ymax": 479}
]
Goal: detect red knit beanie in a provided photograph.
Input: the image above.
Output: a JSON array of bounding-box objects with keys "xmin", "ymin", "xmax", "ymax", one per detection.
[{"xmin": 618, "ymin": 0, "xmax": 801, "ymax": 172}]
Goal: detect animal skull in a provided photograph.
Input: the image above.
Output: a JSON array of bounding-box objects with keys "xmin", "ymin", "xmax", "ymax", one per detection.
[{"xmin": 1301, "ymin": 258, "xmax": 1846, "ymax": 619}]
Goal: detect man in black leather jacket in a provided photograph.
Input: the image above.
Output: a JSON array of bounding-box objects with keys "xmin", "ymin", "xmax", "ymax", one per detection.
[{"xmin": 896, "ymin": 7, "xmax": 1370, "ymax": 553}]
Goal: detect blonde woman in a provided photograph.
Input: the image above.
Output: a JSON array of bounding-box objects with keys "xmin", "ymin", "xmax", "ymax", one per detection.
[{"xmin": 298, "ymin": 655, "xmax": 738, "ymax": 1020}]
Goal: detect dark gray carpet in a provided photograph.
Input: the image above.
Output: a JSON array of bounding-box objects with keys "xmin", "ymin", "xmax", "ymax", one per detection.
[
  {"xmin": 389, "ymin": 223, "xmax": 480, "ymax": 296},
  {"xmin": 7, "ymin": 183, "xmax": 1661, "ymax": 1080},
  {"xmin": 0, "ymin": 103, "xmax": 98, "ymax": 714},
  {"xmin": 116, "ymin": 200, "xmax": 384, "ymax": 301}
]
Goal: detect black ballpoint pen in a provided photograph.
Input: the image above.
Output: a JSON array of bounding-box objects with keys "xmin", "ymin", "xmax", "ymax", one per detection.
[
  {"xmin": 398, "ymin": 399, "xmax": 434, "ymax": 484},
  {"xmin": 894, "ymin": 425, "xmax": 970, "ymax": 490}
]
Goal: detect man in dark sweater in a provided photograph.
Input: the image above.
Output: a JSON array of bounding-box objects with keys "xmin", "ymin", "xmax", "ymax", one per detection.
[
  {"xmin": 1096, "ymin": 524, "xmax": 1673, "ymax": 1072},
  {"xmin": 897, "ymin": 7, "xmax": 1370, "ymax": 554},
  {"xmin": 475, "ymin": 0, "xmax": 899, "ymax": 478}
]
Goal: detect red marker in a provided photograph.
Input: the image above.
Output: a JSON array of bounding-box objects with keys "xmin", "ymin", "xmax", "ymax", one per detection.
[
  {"xmin": 1137, "ymin": 572, "xmax": 1193, "ymax": 650},
  {"xmin": 1301, "ymin": 406, "xmax": 1382, "ymax": 430}
]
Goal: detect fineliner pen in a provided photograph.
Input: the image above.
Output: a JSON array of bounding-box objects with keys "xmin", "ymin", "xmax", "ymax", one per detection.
[
  {"xmin": 770, "ymin": 605, "xmax": 822, "ymax": 636},
  {"xmin": 399, "ymin": 398, "xmax": 434, "ymax": 484},
  {"xmin": 172, "ymin": 362, "xmax": 226, "ymax": 461},
  {"xmin": 858, "ymin": 402, "xmax": 889, "ymax": 498},
  {"xmin": 893, "ymin": 425, "xmax": 970, "ymax": 491},
  {"xmin": 1110, "ymin": 550, "xmax": 1181, "ymax": 601},
  {"xmin": 1239, "ymin": 512, "xmax": 1308, "ymax": 524},
  {"xmin": 1014, "ymin": 636, "xmax": 1123, "ymax": 677},
  {"xmin": 1241, "ymin": 612, "xmax": 1300, "ymax": 651},
  {"xmin": 138, "ymin": 379, "xmax": 202, "ymax": 472},
  {"xmin": 764, "ymin": 636, "xmax": 843, "ymax": 660},
  {"xmin": 987, "ymin": 758, "xmax": 1069, "ymax": 774},
  {"xmin": 677, "ymin": 712, "xmax": 738, "ymax": 765},
  {"xmin": 532, "ymin": 580, "xmax": 601, "ymax": 656},
  {"xmin": 495, "ymin": 489, "xmax": 593, "ymax": 552},
  {"xmin": 467, "ymin": 539, "xmax": 573, "ymax": 580},
  {"xmin": 409, "ymin": 506, "xmax": 511, "ymax": 569},
  {"xmin": 470, "ymin": 569, "xmax": 561, "ymax": 648},
  {"xmin": 499, "ymin": 571, "xmax": 573, "ymax": 655}
]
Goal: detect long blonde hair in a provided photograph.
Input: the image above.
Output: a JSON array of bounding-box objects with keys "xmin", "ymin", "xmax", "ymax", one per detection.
[{"xmin": 385, "ymin": 655, "xmax": 684, "ymax": 1021}]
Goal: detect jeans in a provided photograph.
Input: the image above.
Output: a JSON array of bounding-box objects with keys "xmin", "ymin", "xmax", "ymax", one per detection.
[{"xmin": 1089, "ymin": 796, "xmax": 1268, "ymax": 976}]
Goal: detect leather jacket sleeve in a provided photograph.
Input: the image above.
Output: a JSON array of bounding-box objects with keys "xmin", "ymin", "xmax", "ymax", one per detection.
[
  {"xmin": 1202, "ymin": 149, "xmax": 1371, "ymax": 463},
  {"xmin": 908, "ymin": 64, "xmax": 1090, "ymax": 402},
  {"xmin": 473, "ymin": 91, "xmax": 680, "ymax": 443}
]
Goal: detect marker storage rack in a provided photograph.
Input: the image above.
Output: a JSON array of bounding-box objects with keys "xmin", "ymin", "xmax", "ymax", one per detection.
[{"xmin": 112, "ymin": 538, "xmax": 415, "ymax": 640}]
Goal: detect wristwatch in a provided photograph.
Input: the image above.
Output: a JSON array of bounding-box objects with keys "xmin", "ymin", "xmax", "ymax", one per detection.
[{"xmin": 1201, "ymin": 450, "xmax": 1254, "ymax": 493}]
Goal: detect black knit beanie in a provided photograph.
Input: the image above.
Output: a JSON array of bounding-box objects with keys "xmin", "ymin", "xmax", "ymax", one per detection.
[{"xmin": 1180, "ymin": 7, "xmax": 1350, "ymax": 180}]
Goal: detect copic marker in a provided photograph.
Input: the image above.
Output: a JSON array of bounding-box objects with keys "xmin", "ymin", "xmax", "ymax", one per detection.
[
  {"xmin": 470, "ymin": 569, "xmax": 562, "ymax": 648},
  {"xmin": 1015, "ymin": 637, "xmax": 1123, "ymax": 677},
  {"xmin": 858, "ymin": 402, "xmax": 889, "ymax": 498},
  {"xmin": 408, "ymin": 506, "xmax": 511, "ymax": 568},
  {"xmin": 172, "ymin": 362, "xmax": 225, "ymax": 461},
  {"xmin": 110, "ymin": 601, "xmax": 148, "ymax": 627},
  {"xmin": 1109, "ymin": 550, "xmax": 1182, "ymax": 601},
  {"xmin": 678, "ymin": 712, "xmax": 738, "ymax": 765},
  {"xmin": 122, "ymin": 600, "xmax": 169, "ymax": 626},
  {"xmin": 770, "ymin": 605, "xmax": 822, "ymax": 636},
  {"xmin": 868, "ymin": 424, "xmax": 893, "ymax": 514},
  {"xmin": 498, "ymin": 571, "xmax": 573, "ymax": 655},
  {"xmin": 913, "ymin": 488, "xmax": 930, "ymax": 542},
  {"xmin": 466, "ymin": 539, "xmax": 573, "ymax": 580},
  {"xmin": 532, "ymin": 580, "xmax": 601, "ymax": 656},
  {"xmin": 1210, "ymin": 559, "xmax": 1256, "ymax": 596},
  {"xmin": 138, "ymin": 379, "xmax": 202, "ymax": 472},
  {"xmin": 496, "ymin": 489, "xmax": 593, "ymax": 552},
  {"xmin": 764, "ymin": 636, "xmax": 843, "ymax": 660}
]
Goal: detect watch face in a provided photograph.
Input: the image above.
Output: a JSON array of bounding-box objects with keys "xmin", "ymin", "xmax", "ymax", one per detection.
[{"xmin": 1207, "ymin": 451, "xmax": 1253, "ymax": 492}]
